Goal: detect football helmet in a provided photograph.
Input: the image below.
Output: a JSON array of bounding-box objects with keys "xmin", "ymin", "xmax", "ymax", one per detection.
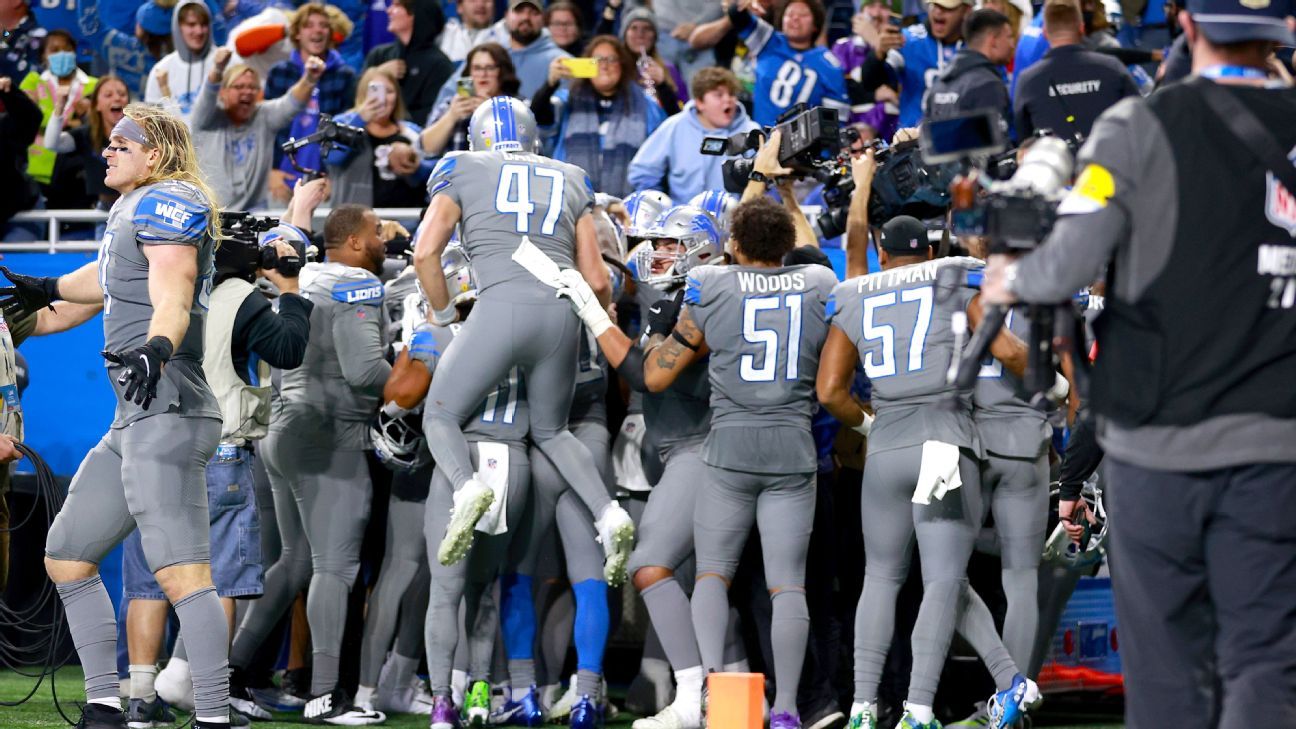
[
  {"xmin": 633, "ymin": 204, "xmax": 722, "ymax": 285},
  {"xmin": 467, "ymin": 96, "xmax": 540, "ymax": 153},
  {"xmin": 1043, "ymin": 475, "xmax": 1108, "ymax": 570},
  {"xmin": 622, "ymin": 190, "xmax": 673, "ymax": 241},
  {"xmin": 687, "ymin": 190, "xmax": 739, "ymax": 243},
  {"xmin": 371, "ymin": 408, "xmax": 432, "ymax": 473},
  {"xmin": 442, "ymin": 243, "xmax": 476, "ymax": 306}
]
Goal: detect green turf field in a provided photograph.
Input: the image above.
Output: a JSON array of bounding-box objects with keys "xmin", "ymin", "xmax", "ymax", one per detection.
[{"xmin": 0, "ymin": 668, "xmax": 1123, "ymax": 728}]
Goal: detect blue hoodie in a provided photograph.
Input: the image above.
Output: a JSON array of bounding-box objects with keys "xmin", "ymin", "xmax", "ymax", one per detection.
[{"xmin": 627, "ymin": 99, "xmax": 759, "ymax": 203}]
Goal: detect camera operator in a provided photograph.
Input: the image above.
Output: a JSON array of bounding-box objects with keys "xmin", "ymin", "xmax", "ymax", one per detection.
[
  {"xmin": 1013, "ymin": 0, "xmax": 1139, "ymax": 142},
  {"xmin": 981, "ymin": 1, "xmax": 1296, "ymax": 725},
  {"xmin": 923, "ymin": 9, "xmax": 1015, "ymax": 126},
  {"xmin": 192, "ymin": 47, "xmax": 325, "ymax": 211},
  {"xmin": 737, "ymin": 129, "xmax": 822, "ymax": 251}
]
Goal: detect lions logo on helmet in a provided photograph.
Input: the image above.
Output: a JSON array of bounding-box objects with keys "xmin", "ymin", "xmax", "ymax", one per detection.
[
  {"xmin": 622, "ymin": 190, "xmax": 673, "ymax": 242},
  {"xmin": 468, "ymin": 96, "xmax": 541, "ymax": 154},
  {"xmin": 371, "ymin": 409, "xmax": 432, "ymax": 473},
  {"xmin": 633, "ymin": 204, "xmax": 722, "ymax": 286},
  {"xmin": 687, "ymin": 190, "xmax": 739, "ymax": 244}
]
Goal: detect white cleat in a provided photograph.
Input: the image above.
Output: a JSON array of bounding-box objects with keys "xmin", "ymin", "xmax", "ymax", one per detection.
[
  {"xmin": 595, "ymin": 503, "xmax": 635, "ymax": 587},
  {"xmin": 633, "ymin": 704, "xmax": 702, "ymax": 729},
  {"xmin": 437, "ymin": 479, "xmax": 495, "ymax": 565}
]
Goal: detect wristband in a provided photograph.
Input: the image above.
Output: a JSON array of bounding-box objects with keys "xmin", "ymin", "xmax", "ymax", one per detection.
[
  {"xmin": 851, "ymin": 411, "xmax": 874, "ymax": 437},
  {"xmin": 432, "ymin": 302, "xmax": 457, "ymax": 326},
  {"xmin": 748, "ymin": 170, "xmax": 771, "ymax": 185},
  {"xmin": 613, "ymin": 346, "xmax": 647, "ymax": 392}
]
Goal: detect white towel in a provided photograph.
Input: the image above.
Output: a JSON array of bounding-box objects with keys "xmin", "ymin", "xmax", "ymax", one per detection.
[
  {"xmin": 474, "ymin": 441, "xmax": 511, "ymax": 535},
  {"xmin": 912, "ymin": 440, "xmax": 963, "ymax": 505},
  {"xmin": 612, "ymin": 413, "xmax": 651, "ymax": 493},
  {"xmin": 510, "ymin": 236, "xmax": 565, "ymax": 289}
]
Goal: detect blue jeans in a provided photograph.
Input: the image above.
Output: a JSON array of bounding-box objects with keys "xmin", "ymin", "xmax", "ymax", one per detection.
[{"xmin": 122, "ymin": 445, "xmax": 264, "ymax": 599}]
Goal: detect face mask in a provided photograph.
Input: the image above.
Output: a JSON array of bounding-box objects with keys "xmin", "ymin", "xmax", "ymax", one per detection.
[{"xmin": 48, "ymin": 51, "xmax": 77, "ymax": 77}]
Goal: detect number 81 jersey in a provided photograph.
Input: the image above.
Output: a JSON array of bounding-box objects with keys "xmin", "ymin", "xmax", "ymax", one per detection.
[
  {"xmin": 427, "ymin": 150, "xmax": 595, "ymax": 296},
  {"xmin": 738, "ymin": 16, "xmax": 849, "ymax": 127}
]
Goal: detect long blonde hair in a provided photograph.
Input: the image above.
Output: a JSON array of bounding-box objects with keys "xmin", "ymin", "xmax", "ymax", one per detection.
[
  {"xmin": 124, "ymin": 102, "xmax": 223, "ymax": 242},
  {"xmin": 353, "ymin": 67, "xmax": 408, "ymax": 122}
]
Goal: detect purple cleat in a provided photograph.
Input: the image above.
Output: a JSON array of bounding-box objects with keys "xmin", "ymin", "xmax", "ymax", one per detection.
[
  {"xmin": 430, "ymin": 695, "xmax": 462, "ymax": 729},
  {"xmin": 770, "ymin": 710, "xmax": 803, "ymax": 729}
]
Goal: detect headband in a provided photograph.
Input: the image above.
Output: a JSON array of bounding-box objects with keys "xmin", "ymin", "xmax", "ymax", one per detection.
[{"xmin": 110, "ymin": 116, "xmax": 150, "ymax": 147}]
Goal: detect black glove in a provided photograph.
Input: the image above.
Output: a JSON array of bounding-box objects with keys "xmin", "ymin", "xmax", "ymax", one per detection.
[
  {"xmin": 0, "ymin": 265, "xmax": 60, "ymax": 319},
  {"xmin": 645, "ymin": 290, "xmax": 684, "ymax": 338},
  {"xmin": 102, "ymin": 336, "xmax": 173, "ymax": 410}
]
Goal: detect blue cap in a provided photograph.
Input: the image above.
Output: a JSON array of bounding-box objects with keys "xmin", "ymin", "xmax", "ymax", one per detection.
[
  {"xmin": 136, "ymin": 1, "xmax": 172, "ymax": 36},
  {"xmin": 1187, "ymin": 0, "xmax": 1294, "ymax": 44}
]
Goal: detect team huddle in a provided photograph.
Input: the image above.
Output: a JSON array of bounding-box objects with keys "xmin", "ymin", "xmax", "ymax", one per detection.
[{"xmin": 8, "ymin": 95, "xmax": 1065, "ymax": 729}]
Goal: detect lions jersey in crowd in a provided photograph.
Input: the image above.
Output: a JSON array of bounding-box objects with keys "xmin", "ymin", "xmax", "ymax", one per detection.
[
  {"xmin": 891, "ymin": 22, "xmax": 961, "ymax": 128},
  {"xmin": 736, "ymin": 14, "xmax": 849, "ymax": 126},
  {"xmin": 100, "ymin": 180, "xmax": 220, "ymax": 427},
  {"xmin": 421, "ymin": 323, "xmax": 530, "ymax": 445},
  {"xmin": 427, "ymin": 150, "xmax": 595, "ymax": 296},
  {"xmin": 830, "ymin": 256, "xmax": 984, "ymax": 456},
  {"xmin": 274, "ymin": 262, "xmax": 389, "ymax": 449},
  {"xmin": 685, "ymin": 263, "xmax": 838, "ymax": 474},
  {"xmin": 974, "ymin": 308, "xmax": 1051, "ymax": 459}
]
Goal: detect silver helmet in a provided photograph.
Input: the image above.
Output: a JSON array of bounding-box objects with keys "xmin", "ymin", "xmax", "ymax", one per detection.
[
  {"xmin": 1042, "ymin": 475, "xmax": 1109, "ymax": 571},
  {"xmin": 622, "ymin": 190, "xmax": 673, "ymax": 241},
  {"xmin": 687, "ymin": 190, "xmax": 739, "ymax": 243},
  {"xmin": 371, "ymin": 409, "xmax": 432, "ymax": 473},
  {"xmin": 441, "ymin": 241, "xmax": 477, "ymax": 306},
  {"xmin": 634, "ymin": 204, "xmax": 722, "ymax": 286},
  {"xmin": 467, "ymin": 96, "xmax": 540, "ymax": 153}
]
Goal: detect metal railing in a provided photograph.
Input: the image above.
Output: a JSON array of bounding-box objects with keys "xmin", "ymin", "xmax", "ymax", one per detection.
[{"xmin": 3, "ymin": 208, "xmax": 426, "ymax": 252}]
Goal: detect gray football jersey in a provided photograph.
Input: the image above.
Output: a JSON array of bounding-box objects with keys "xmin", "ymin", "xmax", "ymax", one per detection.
[
  {"xmin": 643, "ymin": 359, "xmax": 712, "ymax": 457},
  {"xmin": 831, "ymin": 256, "xmax": 984, "ymax": 456},
  {"xmin": 274, "ymin": 262, "xmax": 390, "ymax": 450},
  {"xmin": 973, "ymin": 307, "xmax": 1050, "ymax": 458},
  {"xmin": 427, "ymin": 150, "xmax": 595, "ymax": 297},
  {"xmin": 424, "ymin": 323, "xmax": 530, "ymax": 445},
  {"xmin": 685, "ymin": 264, "xmax": 837, "ymax": 474},
  {"xmin": 100, "ymin": 180, "xmax": 220, "ymax": 427}
]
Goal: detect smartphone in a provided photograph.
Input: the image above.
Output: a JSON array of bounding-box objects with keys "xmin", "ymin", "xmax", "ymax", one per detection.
[
  {"xmin": 887, "ymin": 14, "xmax": 902, "ymax": 28},
  {"xmin": 456, "ymin": 76, "xmax": 475, "ymax": 97},
  {"xmin": 367, "ymin": 81, "xmax": 387, "ymax": 105},
  {"xmin": 561, "ymin": 57, "xmax": 599, "ymax": 78}
]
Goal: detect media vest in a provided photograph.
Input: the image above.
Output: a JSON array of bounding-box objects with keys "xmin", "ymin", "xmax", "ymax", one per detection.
[
  {"xmin": 203, "ymin": 278, "xmax": 272, "ymax": 445},
  {"xmin": 1090, "ymin": 79, "xmax": 1296, "ymax": 427}
]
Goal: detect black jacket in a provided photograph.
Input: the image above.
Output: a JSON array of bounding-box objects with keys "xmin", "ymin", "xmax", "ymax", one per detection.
[
  {"xmin": 363, "ymin": 0, "xmax": 454, "ymax": 126},
  {"xmin": 1013, "ymin": 43, "xmax": 1138, "ymax": 141},
  {"xmin": 923, "ymin": 49, "xmax": 1010, "ymax": 127},
  {"xmin": 0, "ymin": 86, "xmax": 41, "ymax": 226}
]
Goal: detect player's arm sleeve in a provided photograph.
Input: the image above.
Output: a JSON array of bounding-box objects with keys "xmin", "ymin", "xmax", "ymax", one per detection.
[
  {"xmin": 333, "ymin": 299, "xmax": 392, "ymax": 396},
  {"xmin": 132, "ymin": 186, "xmax": 210, "ymax": 247},
  {"xmin": 426, "ymin": 153, "xmax": 465, "ymax": 206},
  {"xmin": 1012, "ymin": 99, "xmax": 1144, "ymax": 302},
  {"xmin": 236, "ymin": 290, "xmax": 314, "ymax": 370}
]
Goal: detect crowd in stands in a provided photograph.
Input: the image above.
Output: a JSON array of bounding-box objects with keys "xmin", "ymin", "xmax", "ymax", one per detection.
[{"xmin": 0, "ymin": 0, "xmax": 1217, "ymax": 238}]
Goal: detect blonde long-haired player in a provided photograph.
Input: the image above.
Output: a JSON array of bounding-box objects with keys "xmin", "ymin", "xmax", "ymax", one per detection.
[{"xmin": 0, "ymin": 103, "xmax": 231, "ymax": 729}]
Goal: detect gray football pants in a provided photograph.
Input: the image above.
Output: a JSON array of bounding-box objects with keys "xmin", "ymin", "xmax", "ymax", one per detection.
[
  {"xmin": 46, "ymin": 415, "xmax": 225, "ymax": 716},
  {"xmin": 980, "ymin": 452, "xmax": 1049, "ymax": 671},
  {"xmin": 425, "ymin": 442, "xmax": 530, "ymax": 695},
  {"xmin": 359, "ymin": 491, "xmax": 432, "ymax": 686},
  {"xmin": 691, "ymin": 465, "xmax": 815, "ymax": 715},
  {"xmin": 852, "ymin": 445, "xmax": 992, "ymax": 707},
  {"xmin": 630, "ymin": 443, "xmax": 708, "ymax": 673},
  {"xmin": 421, "ymin": 295, "xmax": 611, "ymax": 519},
  {"xmin": 230, "ymin": 428, "xmax": 373, "ymax": 696}
]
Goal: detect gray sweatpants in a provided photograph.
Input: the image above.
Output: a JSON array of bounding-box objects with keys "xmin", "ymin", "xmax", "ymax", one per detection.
[
  {"xmin": 852, "ymin": 445, "xmax": 986, "ymax": 707},
  {"xmin": 359, "ymin": 491, "xmax": 432, "ymax": 686},
  {"xmin": 630, "ymin": 443, "xmax": 708, "ymax": 674},
  {"xmin": 980, "ymin": 452, "xmax": 1049, "ymax": 670},
  {"xmin": 421, "ymin": 295, "xmax": 611, "ymax": 519},
  {"xmin": 46, "ymin": 415, "xmax": 225, "ymax": 717},
  {"xmin": 229, "ymin": 428, "xmax": 373, "ymax": 696},
  {"xmin": 425, "ymin": 441, "xmax": 530, "ymax": 695},
  {"xmin": 691, "ymin": 465, "xmax": 815, "ymax": 715}
]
